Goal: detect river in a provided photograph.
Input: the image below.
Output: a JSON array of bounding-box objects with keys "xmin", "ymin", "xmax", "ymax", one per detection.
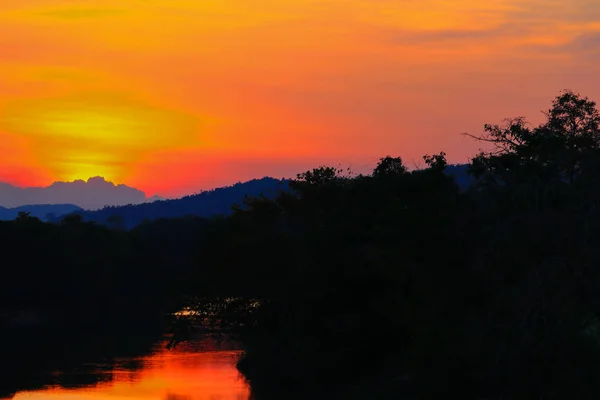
[{"xmin": 5, "ymin": 337, "xmax": 250, "ymax": 400}]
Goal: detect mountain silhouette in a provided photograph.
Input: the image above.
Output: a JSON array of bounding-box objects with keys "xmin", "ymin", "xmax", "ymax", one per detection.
[
  {"xmin": 1, "ymin": 166, "xmax": 473, "ymax": 227},
  {"xmin": 444, "ymin": 164, "xmax": 474, "ymax": 190},
  {"xmin": 0, "ymin": 177, "xmax": 162, "ymax": 210},
  {"xmin": 51, "ymin": 167, "xmax": 473, "ymax": 229},
  {"xmin": 56, "ymin": 177, "xmax": 289, "ymax": 229}
]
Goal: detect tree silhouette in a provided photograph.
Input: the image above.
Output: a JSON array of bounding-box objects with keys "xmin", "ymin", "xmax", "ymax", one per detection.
[
  {"xmin": 6, "ymin": 89, "xmax": 600, "ymax": 400},
  {"xmin": 60, "ymin": 213, "xmax": 84, "ymax": 225},
  {"xmin": 372, "ymin": 156, "xmax": 406, "ymax": 177},
  {"xmin": 173, "ymin": 90, "xmax": 600, "ymax": 399},
  {"xmin": 107, "ymin": 214, "xmax": 125, "ymax": 230}
]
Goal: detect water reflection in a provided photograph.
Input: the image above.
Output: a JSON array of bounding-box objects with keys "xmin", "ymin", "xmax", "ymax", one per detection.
[{"xmin": 6, "ymin": 338, "xmax": 250, "ymax": 400}]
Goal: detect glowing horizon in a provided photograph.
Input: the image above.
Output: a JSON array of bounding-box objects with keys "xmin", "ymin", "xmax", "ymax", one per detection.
[{"xmin": 1, "ymin": 0, "xmax": 599, "ymax": 196}]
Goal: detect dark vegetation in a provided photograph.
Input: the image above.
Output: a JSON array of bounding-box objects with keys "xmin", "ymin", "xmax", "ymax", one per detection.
[
  {"xmin": 53, "ymin": 177, "xmax": 288, "ymax": 229},
  {"xmin": 0, "ymin": 212, "xmax": 197, "ymax": 397},
  {"xmin": 0, "ymin": 204, "xmax": 82, "ymax": 221},
  {"xmin": 175, "ymin": 90, "xmax": 600, "ymax": 399},
  {"xmin": 0, "ymin": 328, "xmax": 161, "ymax": 399},
  {"xmin": 0, "ymin": 181, "xmax": 286, "ymax": 397},
  {"xmin": 3, "ymin": 90, "xmax": 600, "ymax": 399},
  {"xmin": 0, "ymin": 213, "xmax": 179, "ymax": 324}
]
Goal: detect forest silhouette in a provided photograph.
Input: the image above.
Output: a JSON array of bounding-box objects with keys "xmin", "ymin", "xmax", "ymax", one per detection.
[{"xmin": 2, "ymin": 89, "xmax": 600, "ymax": 399}]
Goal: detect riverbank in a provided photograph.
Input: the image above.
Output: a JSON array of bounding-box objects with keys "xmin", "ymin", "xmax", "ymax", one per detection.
[{"xmin": 3, "ymin": 333, "xmax": 248, "ymax": 400}]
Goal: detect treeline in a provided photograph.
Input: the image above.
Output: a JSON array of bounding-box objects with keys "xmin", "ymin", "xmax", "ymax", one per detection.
[
  {"xmin": 0, "ymin": 212, "xmax": 201, "ymax": 396},
  {"xmin": 0, "ymin": 213, "xmax": 211, "ymax": 333},
  {"xmin": 53, "ymin": 177, "xmax": 288, "ymax": 229},
  {"xmin": 176, "ymin": 90, "xmax": 600, "ymax": 399},
  {"xmin": 4, "ymin": 89, "xmax": 600, "ymax": 398},
  {"xmin": 0, "ymin": 327, "xmax": 159, "ymax": 399}
]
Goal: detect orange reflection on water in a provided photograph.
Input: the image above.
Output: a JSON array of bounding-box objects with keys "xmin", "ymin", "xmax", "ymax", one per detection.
[{"xmin": 12, "ymin": 347, "xmax": 250, "ymax": 400}]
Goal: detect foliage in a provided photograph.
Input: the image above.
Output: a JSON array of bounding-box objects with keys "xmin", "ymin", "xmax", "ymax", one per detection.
[
  {"xmin": 176, "ymin": 90, "xmax": 600, "ymax": 399},
  {"xmin": 5, "ymin": 89, "xmax": 600, "ymax": 399}
]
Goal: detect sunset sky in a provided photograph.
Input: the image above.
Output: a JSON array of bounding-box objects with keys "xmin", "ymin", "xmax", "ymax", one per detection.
[{"xmin": 1, "ymin": 0, "xmax": 599, "ymax": 196}]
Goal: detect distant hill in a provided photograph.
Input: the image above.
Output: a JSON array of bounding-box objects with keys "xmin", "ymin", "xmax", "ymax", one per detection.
[
  {"xmin": 56, "ymin": 177, "xmax": 290, "ymax": 229},
  {"xmin": 444, "ymin": 164, "xmax": 474, "ymax": 190},
  {"xmin": 46, "ymin": 167, "xmax": 474, "ymax": 229},
  {"xmin": 0, "ymin": 204, "xmax": 83, "ymax": 221},
  {"xmin": 0, "ymin": 177, "xmax": 161, "ymax": 210}
]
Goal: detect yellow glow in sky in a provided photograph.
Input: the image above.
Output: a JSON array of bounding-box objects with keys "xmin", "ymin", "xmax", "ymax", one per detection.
[{"xmin": 0, "ymin": 0, "xmax": 599, "ymax": 195}]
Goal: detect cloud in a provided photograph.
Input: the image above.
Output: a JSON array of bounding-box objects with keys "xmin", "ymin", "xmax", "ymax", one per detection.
[
  {"xmin": 506, "ymin": 0, "xmax": 600, "ymax": 24},
  {"xmin": 516, "ymin": 29, "xmax": 600, "ymax": 61},
  {"xmin": 1, "ymin": 0, "xmax": 599, "ymax": 195},
  {"xmin": 567, "ymin": 31, "xmax": 600, "ymax": 52},
  {"xmin": 374, "ymin": 0, "xmax": 600, "ymax": 48},
  {"xmin": 560, "ymin": 31, "xmax": 600, "ymax": 61},
  {"xmin": 379, "ymin": 23, "xmax": 533, "ymax": 46},
  {"xmin": 0, "ymin": 176, "xmax": 150, "ymax": 210}
]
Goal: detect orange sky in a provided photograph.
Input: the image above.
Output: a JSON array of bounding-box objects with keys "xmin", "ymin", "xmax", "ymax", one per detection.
[{"xmin": 1, "ymin": 0, "xmax": 599, "ymax": 196}]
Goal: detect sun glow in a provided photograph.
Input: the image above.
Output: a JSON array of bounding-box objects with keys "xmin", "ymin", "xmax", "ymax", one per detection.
[
  {"xmin": 0, "ymin": 0, "xmax": 598, "ymax": 195},
  {"xmin": 1, "ymin": 93, "xmax": 204, "ymax": 183}
]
